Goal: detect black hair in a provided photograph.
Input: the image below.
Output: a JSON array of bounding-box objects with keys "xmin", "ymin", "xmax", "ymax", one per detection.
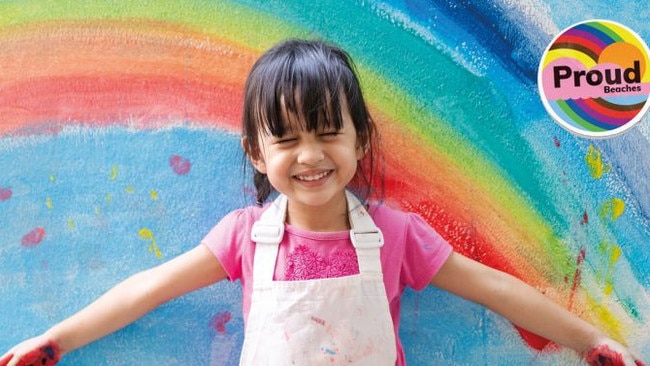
[{"xmin": 241, "ymin": 38, "xmax": 382, "ymax": 205}]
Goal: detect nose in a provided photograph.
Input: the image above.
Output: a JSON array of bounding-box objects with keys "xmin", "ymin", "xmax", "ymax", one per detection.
[{"xmin": 296, "ymin": 141, "xmax": 325, "ymax": 165}]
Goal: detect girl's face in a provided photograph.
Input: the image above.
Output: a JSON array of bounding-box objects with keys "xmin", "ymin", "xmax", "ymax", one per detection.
[{"xmin": 249, "ymin": 101, "xmax": 365, "ymax": 218}]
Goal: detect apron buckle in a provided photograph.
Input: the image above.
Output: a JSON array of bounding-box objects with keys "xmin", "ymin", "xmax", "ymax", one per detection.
[
  {"xmin": 251, "ymin": 222, "xmax": 285, "ymax": 244},
  {"xmin": 350, "ymin": 229, "xmax": 384, "ymax": 249}
]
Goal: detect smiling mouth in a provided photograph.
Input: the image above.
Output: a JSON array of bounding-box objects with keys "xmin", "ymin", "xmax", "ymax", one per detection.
[{"xmin": 294, "ymin": 170, "xmax": 333, "ymax": 182}]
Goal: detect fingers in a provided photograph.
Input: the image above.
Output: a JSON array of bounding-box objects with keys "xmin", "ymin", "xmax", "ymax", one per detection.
[
  {"xmin": 0, "ymin": 353, "xmax": 14, "ymax": 366},
  {"xmin": 585, "ymin": 343, "xmax": 644, "ymax": 366},
  {"xmin": 16, "ymin": 342, "xmax": 60, "ymax": 366},
  {"xmin": 585, "ymin": 345, "xmax": 624, "ymax": 365},
  {"xmin": 0, "ymin": 341, "xmax": 60, "ymax": 366}
]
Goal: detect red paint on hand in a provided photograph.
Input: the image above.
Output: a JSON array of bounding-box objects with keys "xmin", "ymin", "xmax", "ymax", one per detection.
[
  {"xmin": 586, "ymin": 344, "xmax": 626, "ymax": 366},
  {"xmin": 20, "ymin": 227, "xmax": 46, "ymax": 247},
  {"xmin": 14, "ymin": 341, "xmax": 60, "ymax": 366},
  {"xmin": 0, "ymin": 353, "xmax": 13, "ymax": 366}
]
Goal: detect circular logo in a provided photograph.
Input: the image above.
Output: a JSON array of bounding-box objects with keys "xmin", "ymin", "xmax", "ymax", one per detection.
[{"xmin": 538, "ymin": 19, "xmax": 650, "ymax": 138}]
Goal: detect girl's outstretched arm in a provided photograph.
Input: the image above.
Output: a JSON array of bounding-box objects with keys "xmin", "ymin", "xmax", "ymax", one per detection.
[
  {"xmin": 430, "ymin": 252, "xmax": 644, "ymax": 366},
  {"xmin": 0, "ymin": 244, "xmax": 227, "ymax": 366}
]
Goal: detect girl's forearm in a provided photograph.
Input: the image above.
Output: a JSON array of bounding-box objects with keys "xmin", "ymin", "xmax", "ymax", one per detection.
[
  {"xmin": 2, "ymin": 245, "xmax": 226, "ymax": 364},
  {"xmin": 479, "ymin": 270, "xmax": 603, "ymax": 353},
  {"xmin": 484, "ymin": 274, "xmax": 646, "ymax": 365},
  {"xmin": 432, "ymin": 253, "xmax": 604, "ymax": 353},
  {"xmin": 45, "ymin": 269, "xmax": 166, "ymax": 355}
]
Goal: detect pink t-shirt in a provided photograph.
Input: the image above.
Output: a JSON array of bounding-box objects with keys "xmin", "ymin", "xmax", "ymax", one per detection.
[{"xmin": 202, "ymin": 202, "xmax": 453, "ymax": 365}]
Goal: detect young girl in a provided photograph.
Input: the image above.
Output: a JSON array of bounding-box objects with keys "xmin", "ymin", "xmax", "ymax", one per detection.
[{"xmin": 0, "ymin": 39, "xmax": 645, "ymax": 366}]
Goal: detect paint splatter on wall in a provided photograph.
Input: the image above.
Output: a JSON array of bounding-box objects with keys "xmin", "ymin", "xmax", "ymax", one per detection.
[{"xmin": 0, "ymin": 0, "xmax": 648, "ymax": 364}]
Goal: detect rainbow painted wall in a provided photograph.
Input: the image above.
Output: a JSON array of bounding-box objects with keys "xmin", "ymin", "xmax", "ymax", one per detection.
[{"xmin": 1, "ymin": 1, "xmax": 648, "ymax": 364}]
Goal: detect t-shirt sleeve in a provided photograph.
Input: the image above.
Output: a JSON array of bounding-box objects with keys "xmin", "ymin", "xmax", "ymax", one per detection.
[
  {"xmin": 200, "ymin": 208, "xmax": 253, "ymax": 282},
  {"xmin": 401, "ymin": 212, "xmax": 453, "ymax": 291}
]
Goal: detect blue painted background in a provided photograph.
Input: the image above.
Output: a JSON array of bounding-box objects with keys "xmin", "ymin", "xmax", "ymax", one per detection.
[{"xmin": 1, "ymin": 0, "xmax": 649, "ymax": 364}]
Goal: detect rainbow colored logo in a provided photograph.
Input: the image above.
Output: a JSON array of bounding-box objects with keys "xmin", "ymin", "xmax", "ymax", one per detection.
[{"xmin": 538, "ymin": 19, "xmax": 650, "ymax": 138}]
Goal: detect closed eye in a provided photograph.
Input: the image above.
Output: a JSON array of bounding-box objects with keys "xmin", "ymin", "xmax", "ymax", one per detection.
[
  {"xmin": 272, "ymin": 135, "xmax": 298, "ymax": 144},
  {"xmin": 319, "ymin": 131, "xmax": 340, "ymax": 139}
]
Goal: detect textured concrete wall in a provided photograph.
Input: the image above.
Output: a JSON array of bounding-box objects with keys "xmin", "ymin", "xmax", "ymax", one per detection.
[{"xmin": 0, "ymin": 1, "xmax": 648, "ymax": 364}]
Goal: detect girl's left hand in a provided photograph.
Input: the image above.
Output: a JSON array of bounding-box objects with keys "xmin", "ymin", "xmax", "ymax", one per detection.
[
  {"xmin": 584, "ymin": 338, "xmax": 645, "ymax": 366},
  {"xmin": 0, "ymin": 336, "xmax": 60, "ymax": 366}
]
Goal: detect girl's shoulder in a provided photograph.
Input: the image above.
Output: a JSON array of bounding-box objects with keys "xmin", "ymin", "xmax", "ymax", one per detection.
[
  {"xmin": 368, "ymin": 201, "xmax": 421, "ymax": 223},
  {"xmin": 222, "ymin": 204, "xmax": 268, "ymax": 222},
  {"xmin": 203, "ymin": 204, "xmax": 269, "ymax": 249}
]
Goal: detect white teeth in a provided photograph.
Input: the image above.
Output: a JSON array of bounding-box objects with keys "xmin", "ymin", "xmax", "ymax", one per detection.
[{"xmin": 295, "ymin": 171, "xmax": 330, "ymax": 181}]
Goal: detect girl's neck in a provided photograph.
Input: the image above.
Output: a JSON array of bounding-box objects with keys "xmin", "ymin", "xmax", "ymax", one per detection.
[{"xmin": 285, "ymin": 195, "xmax": 350, "ymax": 232}]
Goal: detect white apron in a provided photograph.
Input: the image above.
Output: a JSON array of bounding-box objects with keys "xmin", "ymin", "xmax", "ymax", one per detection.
[{"xmin": 239, "ymin": 191, "xmax": 397, "ymax": 365}]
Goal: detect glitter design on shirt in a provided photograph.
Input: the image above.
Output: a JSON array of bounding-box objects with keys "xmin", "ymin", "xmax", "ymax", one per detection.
[{"xmin": 284, "ymin": 244, "xmax": 359, "ymax": 281}]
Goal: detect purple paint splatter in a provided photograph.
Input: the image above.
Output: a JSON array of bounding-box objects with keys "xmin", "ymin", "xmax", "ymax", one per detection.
[
  {"xmin": 0, "ymin": 187, "xmax": 12, "ymax": 201},
  {"xmin": 21, "ymin": 227, "xmax": 46, "ymax": 247},
  {"xmin": 169, "ymin": 155, "xmax": 191, "ymax": 175},
  {"xmin": 210, "ymin": 311, "xmax": 232, "ymax": 334}
]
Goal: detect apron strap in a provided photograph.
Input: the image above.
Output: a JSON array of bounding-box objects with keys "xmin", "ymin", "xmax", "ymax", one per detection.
[
  {"xmin": 250, "ymin": 191, "xmax": 385, "ymax": 281},
  {"xmin": 251, "ymin": 194, "xmax": 286, "ymax": 284},
  {"xmin": 346, "ymin": 191, "xmax": 384, "ymax": 275}
]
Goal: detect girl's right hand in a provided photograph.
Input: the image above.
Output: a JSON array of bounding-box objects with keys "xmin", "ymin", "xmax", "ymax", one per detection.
[
  {"xmin": 0, "ymin": 336, "xmax": 61, "ymax": 366},
  {"xmin": 584, "ymin": 339, "xmax": 645, "ymax": 366}
]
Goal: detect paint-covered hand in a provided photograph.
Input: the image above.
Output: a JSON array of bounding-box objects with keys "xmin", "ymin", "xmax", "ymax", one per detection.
[
  {"xmin": 584, "ymin": 339, "xmax": 645, "ymax": 366},
  {"xmin": 0, "ymin": 336, "xmax": 60, "ymax": 366}
]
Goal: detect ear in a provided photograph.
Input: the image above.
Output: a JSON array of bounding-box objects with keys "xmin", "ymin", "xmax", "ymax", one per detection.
[
  {"xmin": 241, "ymin": 136, "xmax": 267, "ymax": 174},
  {"xmin": 356, "ymin": 144, "xmax": 365, "ymax": 161},
  {"xmin": 356, "ymin": 138, "xmax": 369, "ymax": 161},
  {"xmin": 356, "ymin": 120, "xmax": 372, "ymax": 160}
]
